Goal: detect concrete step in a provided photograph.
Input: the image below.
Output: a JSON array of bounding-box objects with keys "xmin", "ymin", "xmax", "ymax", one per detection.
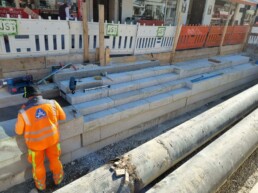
[
  {"xmin": 66, "ymin": 72, "xmax": 179, "ymax": 105},
  {"xmin": 73, "ymin": 80, "xmax": 186, "ymax": 115},
  {"xmin": 174, "ymin": 54, "xmax": 250, "ymax": 78},
  {"xmin": 58, "ymin": 65, "xmax": 174, "ymax": 93},
  {"xmin": 83, "ymin": 87, "xmax": 191, "ymax": 132},
  {"xmin": 82, "ymin": 62, "xmax": 258, "ymax": 133}
]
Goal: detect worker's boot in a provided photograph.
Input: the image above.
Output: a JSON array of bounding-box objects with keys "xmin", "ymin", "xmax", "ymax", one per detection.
[{"xmin": 53, "ymin": 170, "xmax": 64, "ymax": 186}]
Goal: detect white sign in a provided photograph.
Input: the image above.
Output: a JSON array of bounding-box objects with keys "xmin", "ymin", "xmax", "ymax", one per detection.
[{"xmin": 0, "ymin": 19, "xmax": 17, "ymax": 35}]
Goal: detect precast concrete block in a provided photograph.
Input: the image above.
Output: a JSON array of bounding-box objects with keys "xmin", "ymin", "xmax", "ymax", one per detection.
[
  {"xmin": 135, "ymin": 77, "xmax": 159, "ymax": 89},
  {"xmin": 0, "ymin": 152, "xmax": 29, "ymax": 181},
  {"xmin": 167, "ymin": 88, "xmax": 192, "ymax": 102},
  {"xmin": 66, "ymin": 88, "xmax": 109, "ymax": 104},
  {"xmin": 102, "ymin": 72, "xmax": 132, "ymax": 85},
  {"xmin": 0, "ymin": 90, "xmax": 26, "ymax": 108},
  {"xmin": 0, "ymin": 136, "xmax": 27, "ymax": 163},
  {"xmin": 60, "ymin": 135, "xmax": 81, "ymax": 155},
  {"xmin": 108, "ymin": 82, "xmax": 138, "ymax": 96},
  {"xmin": 116, "ymin": 100, "xmax": 150, "ymax": 120},
  {"xmin": 161, "ymin": 80, "xmax": 186, "ymax": 91},
  {"xmin": 100, "ymin": 98, "xmax": 186, "ymax": 140},
  {"xmin": 212, "ymin": 55, "xmax": 249, "ymax": 67},
  {"xmin": 145, "ymin": 93, "xmax": 172, "ymax": 110},
  {"xmin": 189, "ymin": 74, "xmax": 226, "ymax": 95},
  {"xmin": 152, "ymin": 65, "xmax": 174, "ymax": 75},
  {"xmin": 186, "ymin": 75, "xmax": 257, "ymax": 106},
  {"xmin": 110, "ymin": 90, "xmax": 143, "ymax": 106},
  {"xmin": 129, "ymin": 68, "xmax": 156, "ymax": 80},
  {"xmin": 140, "ymin": 85, "xmax": 166, "ymax": 98},
  {"xmin": 156, "ymin": 73, "xmax": 179, "ymax": 84},
  {"xmin": 71, "ymin": 143, "xmax": 100, "ymax": 161},
  {"xmin": 0, "ymin": 167, "xmax": 31, "ymax": 192},
  {"xmin": 59, "ymin": 106, "xmax": 84, "ymax": 141},
  {"xmin": 0, "ymin": 119, "xmax": 18, "ymax": 139},
  {"xmin": 74, "ymin": 97, "xmax": 114, "ymax": 115},
  {"xmin": 83, "ymin": 108, "xmax": 121, "ymax": 132},
  {"xmin": 59, "ymin": 77, "xmax": 102, "ymax": 93},
  {"xmin": 60, "ymin": 152, "xmax": 72, "ymax": 165},
  {"xmin": 82, "ymin": 128, "xmax": 101, "ymax": 146}
]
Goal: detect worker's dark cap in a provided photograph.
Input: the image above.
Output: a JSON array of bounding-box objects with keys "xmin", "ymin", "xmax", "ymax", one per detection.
[{"xmin": 23, "ymin": 85, "xmax": 42, "ymax": 98}]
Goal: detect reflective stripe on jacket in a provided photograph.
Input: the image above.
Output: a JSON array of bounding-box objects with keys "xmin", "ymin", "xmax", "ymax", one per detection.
[{"xmin": 15, "ymin": 96, "xmax": 66, "ymax": 151}]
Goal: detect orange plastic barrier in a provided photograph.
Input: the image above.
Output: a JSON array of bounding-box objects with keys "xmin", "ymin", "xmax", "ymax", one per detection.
[
  {"xmin": 223, "ymin": 26, "xmax": 234, "ymax": 45},
  {"xmin": 205, "ymin": 26, "xmax": 224, "ymax": 47},
  {"xmin": 229, "ymin": 25, "xmax": 249, "ymax": 45},
  {"xmin": 176, "ymin": 25, "xmax": 209, "ymax": 50}
]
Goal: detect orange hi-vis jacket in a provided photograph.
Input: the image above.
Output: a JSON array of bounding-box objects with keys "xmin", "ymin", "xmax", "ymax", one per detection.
[{"xmin": 15, "ymin": 96, "xmax": 66, "ymax": 151}]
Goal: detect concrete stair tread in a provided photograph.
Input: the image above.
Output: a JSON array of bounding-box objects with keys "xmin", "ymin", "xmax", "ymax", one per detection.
[
  {"xmin": 66, "ymin": 72, "xmax": 179, "ymax": 104},
  {"xmin": 73, "ymin": 79, "xmax": 186, "ymax": 115},
  {"xmin": 174, "ymin": 55, "xmax": 249, "ymax": 72},
  {"xmin": 83, "ymin": 87, "xmax": 191, "ymax": 125},
  {"xmin": 59, "ymin": 64, "xmax": 174, "ymax": 93}
]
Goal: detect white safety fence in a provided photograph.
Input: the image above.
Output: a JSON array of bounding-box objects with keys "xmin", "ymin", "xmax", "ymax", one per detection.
[
  {"xmin": 248, "ymin": 26, "xmax": 258, "ymax": 45},
  {"xmin": 0, "ymin": 17, "xmax": 176, "ymax": 59}
]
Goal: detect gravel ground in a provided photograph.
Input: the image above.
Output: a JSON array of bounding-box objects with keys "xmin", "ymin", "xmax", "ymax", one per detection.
[
  {"xmin": 216, "ymin": 148, "xmax": 258, "ymax": 193},
  {"xmin": 2, "ymin": 87, "xmax": 258, "ymax": 193}
]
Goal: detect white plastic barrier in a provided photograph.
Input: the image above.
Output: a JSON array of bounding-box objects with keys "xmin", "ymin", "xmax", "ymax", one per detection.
[
  {"xmin": 0, "ymin": 17, "xmax": 70, "ymax": 58},
  {"xmin": 0, "ymin": 17, "xmax": 177, "ymax": 59},
  {"xmin": 248, "ymin": 26, "xmax": 258, "ymax": 45},
  {"xmin": 134, "ymin": 25, "xmax": 176, "ymax": 55}
]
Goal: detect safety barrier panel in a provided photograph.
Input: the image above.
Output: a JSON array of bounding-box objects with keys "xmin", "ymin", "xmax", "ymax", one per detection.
[
  {"xmin": 176, "ymin": 25, "xmax": 209, "ymax": 50},
  {"xmin": 0, "ymin": 17, "xmax": 70, "ymax": 58},
  {"xmin": 229, "ymin": 25, "xmax": 249, "ymax": 45},
  {"xmin": 223, "ymin": 26, "xmax": 234, "ymax": 45},
  {"xmin": 205, "ymin": 26, "xmax": 224, "ymax": 47},
  {"xmin": 248, "ymin": 26, "xmax": 258, "ymax": 45},
  {"xmin": 0, "ymin": 15, "xmax": 252, "ymax": 59},
  {"xmin": 134, "ymin": 25, "xmax": 176, "ymax": 55}
]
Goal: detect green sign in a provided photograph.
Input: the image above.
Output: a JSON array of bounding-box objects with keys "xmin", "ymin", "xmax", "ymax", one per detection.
[
  {"xmin": 106, "ymin": 24, "xmax": 118, "ymax": 36},
  {"xmin": 156, "ymin": 27, "xmax": 166, "ymax": 37},
  {"xmin": 0, "ymin": 19, "xmax": 18, "ymax": 35}
]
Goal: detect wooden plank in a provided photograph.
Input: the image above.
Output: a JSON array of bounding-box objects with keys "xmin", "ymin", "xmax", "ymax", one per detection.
[
  {"xmin": 99, "ymin": 4, "xmax": 105, "ymax": 66},
  {"xmin": 82, "ymin": 2, "xmax": 89, "ymax": 62},
  {"xmin": 243, "ymin": 9, "xmax": 258, "ymax": 51},
  {"xmin": 170, "ymin": 11, "xmax": 182, "ymax": 63},
  {"xmin": 105, "ymin": 47, "xmax": 110, "ymax": 65},
  {"xmin": 219, "ymin": 4, "xmax": 233, "ymax": 55},
  {"xmin": 95, "ymin": 48, "xmax": 100, "ymax": 62},
  {"xmin": 0, "ymin": 57, "xmax": 46, "ymax": 73}
]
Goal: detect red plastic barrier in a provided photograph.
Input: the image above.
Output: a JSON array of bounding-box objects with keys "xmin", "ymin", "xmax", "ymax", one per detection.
[
  {"xmin": 138, "ymin": 20, "xmax": 164, "ymax": 26},
  {"xmin": 205, "ymin": 26, "xmax": 224, "ymax": 47},
  {"xmin": 176, "ymin": 25, "xmax": 209, "ymax": 50},
  {"xmin": 0, "ymin": 7, "xmax": 40, "ymax": 18}
]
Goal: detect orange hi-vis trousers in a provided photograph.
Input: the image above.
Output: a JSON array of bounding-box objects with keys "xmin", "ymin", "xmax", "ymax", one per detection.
[{"xmin": 28, "ymin": 143, "xmax": 64, "ymax": 190}]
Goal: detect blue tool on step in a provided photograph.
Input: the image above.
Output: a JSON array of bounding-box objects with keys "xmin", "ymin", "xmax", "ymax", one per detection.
[{"xmin": 0, "ymin": 75, "xmax": 33, "ymax": 94}]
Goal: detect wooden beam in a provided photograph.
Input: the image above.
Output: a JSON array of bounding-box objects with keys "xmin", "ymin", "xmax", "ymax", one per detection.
[
  {"xmin": 219, "ymin": 4, "xmax": 233, "ymax": 55},
  {"xmin": 99, "ymin": 4, "xmax": 105, "ymax": 66},
  {"xmin": 105, "ymin": 47, "xmax": 110, "ymax": 65},
  {"xmin": 82, "ymin": 2, "xmax": 89, "ymax": 62},
  {"xmin": 15, "ymin": 0, "xmax": 20, "ymax": 8},
  {"xmin": 231, "ymin": 3, "xmax": 240, "ymax": 25},
  {"xmin": 242, "ymin": 8, "xmax": 258, "ymax": 51},
  {"xmin": 170, "ymin": 12, "xmax": 182, "ymax": 64}
]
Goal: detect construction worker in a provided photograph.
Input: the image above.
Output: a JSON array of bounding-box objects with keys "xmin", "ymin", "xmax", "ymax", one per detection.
[{"xmin": 15, "ymin": 85, "xmax": 66, "ymax": 191}]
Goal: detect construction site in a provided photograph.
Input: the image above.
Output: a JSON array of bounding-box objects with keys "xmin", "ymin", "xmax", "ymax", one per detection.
[{"xmin": 1, "ymin": 0, "xmax": 258, "ymax": 192}]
